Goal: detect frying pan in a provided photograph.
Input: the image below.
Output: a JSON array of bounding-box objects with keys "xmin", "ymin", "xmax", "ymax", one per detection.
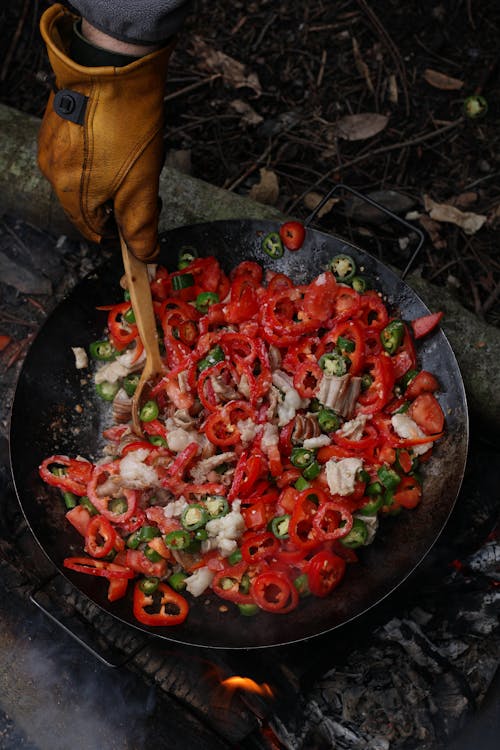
[{"xmin": 10, "ymin": 216, "xmax": 468, "ymax": 650}]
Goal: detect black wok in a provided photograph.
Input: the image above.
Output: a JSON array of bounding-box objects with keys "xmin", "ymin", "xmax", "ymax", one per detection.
[{"xmin": 10, "ymin": 219, "xmax": 468, "ymax": 649}]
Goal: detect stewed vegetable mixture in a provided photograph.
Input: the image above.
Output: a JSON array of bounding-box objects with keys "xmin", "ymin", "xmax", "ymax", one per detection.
[{"xmin": 39, "ymin": 236, "xmax": 445, "ymax": 626}]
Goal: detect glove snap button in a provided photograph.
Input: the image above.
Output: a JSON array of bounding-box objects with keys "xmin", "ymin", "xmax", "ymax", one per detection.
[{"xmin": 53, "ymin": 88, "xmax": 88, "ymax": 125}]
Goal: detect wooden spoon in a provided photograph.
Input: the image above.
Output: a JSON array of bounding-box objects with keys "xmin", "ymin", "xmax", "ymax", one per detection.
[{"xmin": 119, "ymin": 231, "xmax": 163, "ymax": 434}]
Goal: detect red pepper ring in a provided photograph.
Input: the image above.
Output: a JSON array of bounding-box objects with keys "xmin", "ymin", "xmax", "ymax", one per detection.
[
  {"xmin": 251, "ymin": 571, "xmax": 299, "ymax": 613},
  {"xmin": 241, "ymin": 531, "xmax": 279, "ymax": 564},
  {"xmin": 307, "ymin": 550, "xmax": 346, "ymax": 597},
  {"xmin": 39, "ymin": 455, "xmax": 93, "ymax": 497},
  {"xmin": 63, "ymin": 557, "xmax": 135, "ymax": 579},
  {"xmin": 84, "ymin": 514, "xmax": 116, "ymax": 558},
  {"xmin": 87, "ymin": 462, "xmax": 138, "ymax": 524},
  {"xmin": 312, "ymin": 502, "xmax": 354, "ymax": 541},
  {"xmin": 293, "ymin": 359, "xmax": 323, "ymax": 399},
  {"xmin": 333, "ymin": 424, "xmax": 380, "ymax": 453},
  {"xmin": 133, "ymin": 581, "xmax": 189, "ymax": 627},
  {"xmin": 211, "ymin": 560, "xmax": 255, "ymax": 604}
]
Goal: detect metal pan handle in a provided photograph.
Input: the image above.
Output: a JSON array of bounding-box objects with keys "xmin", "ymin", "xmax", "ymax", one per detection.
[
  {"xmin": 303, "ymin": 182, "xmax": 425, "ymax": 280},
  {"xmin": 30, "ymin": 577, "xmax": 139, "ymax": 669}
]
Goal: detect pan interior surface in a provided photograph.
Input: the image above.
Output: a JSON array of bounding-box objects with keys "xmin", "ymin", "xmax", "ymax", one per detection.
[{"xmin": 10, "ymin": 220, "xmax": 468, "ymax": 649}]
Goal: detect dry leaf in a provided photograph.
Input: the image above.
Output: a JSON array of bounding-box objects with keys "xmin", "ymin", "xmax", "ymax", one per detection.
[
  {"xmin": 230, "ymin": 99, "xmax": 263, "ymax": 126},
  {"xmin": 352, "ymin": 38, "xmax": 374, "ymax": 94},
  {"xmin": 418, "ymin": 215, "xmax": 447, "ymax": 249},
  {"xmin": 303, "ymin": 192, "xmax": 340, "ymax": 218},
  {"xmin": 249, "ymin": 168, "xmax": 279, "ymax": 206},
  {"xmin": 422, "ymin": 68, "xmax": 464, "ymax": 91},
  {"xmin": 191, "ymin": 35, "xmax": 262, "ymax": 96},
  {"xmin": 424, "ymin": 195, "xmax": 487, "ymax": 235},
  {"xmin": 333, "ymin": 113, "xmax": 389, "ymax": 141}
]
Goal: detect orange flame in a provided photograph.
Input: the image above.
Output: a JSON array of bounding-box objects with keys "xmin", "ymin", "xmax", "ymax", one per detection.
[{"xmin": 221, "ymin": 675, "xmax": 274, "ymax": 700}]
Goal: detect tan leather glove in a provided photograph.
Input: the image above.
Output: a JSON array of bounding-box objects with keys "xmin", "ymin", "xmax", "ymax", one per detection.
[{"xmin": 38, "ymin": 3, "xmax": 175, "ymax": 261}]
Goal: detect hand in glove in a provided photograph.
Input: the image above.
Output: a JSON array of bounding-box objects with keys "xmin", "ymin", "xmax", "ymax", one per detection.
[{"xmin": 38, "ymin": 3, "xmax": 175, "ymax": 261}]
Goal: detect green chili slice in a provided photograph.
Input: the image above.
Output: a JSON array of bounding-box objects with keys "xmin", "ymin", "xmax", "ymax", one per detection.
[
  {"xmin": 139, "ymin": 400, "xmax": 159, "ymax": 422},
  {"xmin": 318, "ymin": 351, "xmax": 348, "ymax": 376},
  {"xmin": 380, "ymin": 319, "xmax": 405, "ymax": 355},
  {"xmin": 271, "ymin": 514, "xmax": 290, "ymax": 539},
  {"xmin": 108, "ymin": 497, "xmax": 129, "ymax": 515},
  {"xmin": 95, "ymin": 381, "xmax": 120, "ymax": 401},
  {"xmin": 340, "ymin": 518, "xmax": 369, "ymax": 548},
  {"xmin": 168, "ymin": 571, "xmax": 188, "ymax": 591},
  {"xmin": 294, "ymin": 476, "xmax": 311, "ymax": 491},
  {"xmin": 172, "ymin": 273, "xmax": 195, "ymax": 290},
  {"xmin": 361, "ymin": 373, "xmax": 373, "ymax": 391},
  {"xmin": 195, "ymin": 291, "xmax": 219, "ymax": 314},
  {"xmin": 62, "ymin": 491, "xmax": 78, "ymax": 510},
  {"xmin": 198, "ymin": 344, "xmax": 225, "ymax": 372},
  {"xmin": 148, "ymin": 435, "xmax": 168, "ymax": 448},
  {"xmin": 227, "ymin": 548, "xmax": 243, "ymax": 566},
  {"xmin": 329, "ymin": 254, "xmax": 356, "ymax": 282},
  {"xmin": 238, "ymin": 603, "xmax": 260, "ymax": 616},
  {"xmin": 181, "ymin": 504, "xmax": 208, "ymax": 532},
  {"xmin": 262, "ymin": 231, "xmax": 284, "ymax": 259},
  {"xmin": 318, "ymin": 407, "xmax": 341, "ymax": 433},
  {"xmin": 290, "ymin": 447, "xmax": 316, "ymax": 469},
  {"xmin": 144, "ymin": 546, "xmax": 163, "ymax": 563},
  {"xmin": 79, "ymin": 496, "xmax": 98, "ymax": 516},
  {"xmin": 139, "ymin": 577, "xmax": 159, "ymax": 594},
  {"xmin": 302, "ymin": 460, "xmax": 321, "ymax": 480},
  {"xmin": 377, "ymin": 466, "xmax": 401, "ymax": 491},
  {"xmin": 294, "ymin": 573, "xmax": 310, "ymax": 598},
  {"xmin": 351, "ymin": 275, "xmax": 371, "ymax": 293},
  {"xmin": 122, "ymin": 373, "xmax": 140, "ymax": 397},
  {"xmin": 358, "ymin": 495, "xmax": 384, "ymax": 515},
  {"xmin": 164, "ymin": 530, "xmax": 191, "ymax": 550},
  {"xmin": 204, "ymin": 495, "xmax": 229, "ymax": 520},
  {"xmin": 177, "ymin": 247, "xmax": 198, "ymax": 270},
  {"xmin": 89, "ymin": 340, "xmax": 117, "ymax": 361},
  {"xmin": 123, "ymin": 306, "xmax": 136, "ymax": 324}
]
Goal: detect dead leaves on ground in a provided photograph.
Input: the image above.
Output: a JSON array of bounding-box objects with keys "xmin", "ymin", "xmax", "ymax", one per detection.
[
  {"xmin": 190, "ymin": 36, "xmax": 262, "ymax": 96},
  {"xmin": 333, "ymin": 113, "xmax": 389, "ymax": 141},
  {"xmin": 423, "ymin": 195, "xmax": 487, "ymax": 235},
  {"xmin": 422, "ymin": 68, "xmax": 464, "ymax": 91},
  {"xmin": 248, "ymin": 168, "xmax": 279, "ymax": 206}
]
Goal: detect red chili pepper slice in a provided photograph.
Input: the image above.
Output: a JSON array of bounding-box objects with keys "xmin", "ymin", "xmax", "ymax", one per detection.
[
  {"xmin": 312, "ymin": 502, "xmax": 353, "ymax": 541},
  {"xmin": 87, "ymin": 462, "xmax": 138, "ymax": 524},
  {"xmin": 39, "ymin": 455, "xmax": 93, "ymax": 497},
  {"xmin": 293, "ymin": 359, "xmax": 323, "ymax": 399},
  {"xmin": 408, "ymin": 392, "xmax": 445, "ymax": 435},
  {"xmin": 63, "ymin": 557, "xmax": 135, "ymax": 579},
  {"xmin": 133, "ymin": 581, "xmax": 189, "ymax": 626},
  {"xmin": 307, "ymin": 550, "xmax": 346, "ymax": 597},
  {"xmin": 251, "ymin": 571, "xmax": 299, "ymax": 613},
  {"xmin": 84, "ymin": 514, "xmax": 116, "ymax": 558},
  {"xmin": 212, "ymin": 561, "xmax": 255, "ymax": 604},
  {"xmin": 393, "ymin": 475, "xmax": 422, "ymax": 509},
  {"xmin": 241, "ymin": 531, "xmax": 279, "ymax": 563}
]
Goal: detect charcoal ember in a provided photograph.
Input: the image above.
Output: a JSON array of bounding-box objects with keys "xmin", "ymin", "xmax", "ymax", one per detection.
[{"xmin": 466, "ymin": 540, "xmax": 500, "ymax": 580}]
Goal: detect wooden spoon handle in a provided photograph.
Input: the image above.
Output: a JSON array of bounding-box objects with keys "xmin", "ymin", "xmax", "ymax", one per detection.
[{"xmin": 119, "ymin": 233, "xmax": 163, "ymax": 373}]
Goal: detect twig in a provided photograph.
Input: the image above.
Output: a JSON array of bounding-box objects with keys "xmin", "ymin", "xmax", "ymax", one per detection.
[
  {"xmin": 288, "ymin": 118, "xmax": 464, "ymax": 213},
  {"xmin": 1, "ymin": 0, "xmax": 30, "ymax": 82},
  {"xmin": 224, "ymin": 141, "xmax": 275, "ymax": 192},
  {"xmin": 355, "ymin": 0, "xmax": 410, "ymax": 115},
  {"xmin": 316, "ymin": 49, "xmax": 328, "ymax": 89},
  {"xmin": 0, "ymin": 311, "xmax": 37, "ymax": 328},
  {"xmin": 164, "ymin": 74, "xmax": 221, "ymax": 102}
]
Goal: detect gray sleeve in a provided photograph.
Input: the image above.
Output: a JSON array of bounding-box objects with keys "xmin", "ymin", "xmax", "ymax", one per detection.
[{"xmin": 69, "ymin": 1, "xmax": 193, "ymax": 44}]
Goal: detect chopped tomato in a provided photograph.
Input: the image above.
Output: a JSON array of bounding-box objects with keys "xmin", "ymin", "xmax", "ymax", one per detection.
[
  {"xmin": 279, "ymin": 221, "xmax": 306, "ymax": 251},
  {"xmin": 411, "ymin": 311, "xmax": 443, "ymax": 339},
  {"xmin": 405, "ymin": 370, "xmax": 439, "ymax": 399},
  {"xmin": 408, "ymin": 392, "xmax": 445, "ymax": 435}
]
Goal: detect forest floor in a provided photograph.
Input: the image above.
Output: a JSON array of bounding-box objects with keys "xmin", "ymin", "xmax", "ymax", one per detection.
[{"xmin": 1, "ymin": 0, "xmax": 499, "ymax": 325}]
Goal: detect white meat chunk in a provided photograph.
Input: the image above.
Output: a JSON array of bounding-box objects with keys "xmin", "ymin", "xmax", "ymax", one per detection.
[
  {"xmin": 325, "ymin": 457, "xmax": 363, "ymax": 496},
  {"xmin": 189, "ymin": 452, "xmax": 237, "ymax": 484},
  {"xmin": 119, "ymin": 449, "xmax": 159, "ymax": 489},
  {"xmin": 185, "ymin": 566, "xmax": 215, "ymax": 597},
  {"xmin": 337, "ymin": 414, "xmax": 369, "ymax": 441},
  {"xmin": 303, "ymin": 434, "xmax": 332, "ymax": 450},
  {"xmin": 202, "ymin": 501, "xmax": 245, "ymax": 557},
  {"xmin": 94, "ymin": 347, "xmax": 145, "ymax": 384},
  {"xmin": 391, "ymin": 413, "xmax": 432, "ymax": 456},
  {"xmin": 272, "ymin": 370, "xmax": 310, "ymax": 427},
  {"xmin": 71, "ymin": 347, "xmax": 88, "ymax": 369}
]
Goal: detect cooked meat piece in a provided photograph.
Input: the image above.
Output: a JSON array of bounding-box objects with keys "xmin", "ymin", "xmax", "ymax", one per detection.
[
  {"xmin": 112, "ymin": 388, "xmax": 132, "ymax": 424},
  {"xmin": 317, "ymin": 373, "xmax": 361, "ymax": 419},
  {"xmin": 292, "ymin": 413, "xmax": 321, "ymax": 444},
  {"xmin": 189, "ymin": 451, "xmax": 237, "ymax": 484}
]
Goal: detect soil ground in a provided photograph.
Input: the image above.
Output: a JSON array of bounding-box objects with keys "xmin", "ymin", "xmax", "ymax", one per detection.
[{"xmin": 1, "ymin": 1, "xmax": 499, "ymax": 325}]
